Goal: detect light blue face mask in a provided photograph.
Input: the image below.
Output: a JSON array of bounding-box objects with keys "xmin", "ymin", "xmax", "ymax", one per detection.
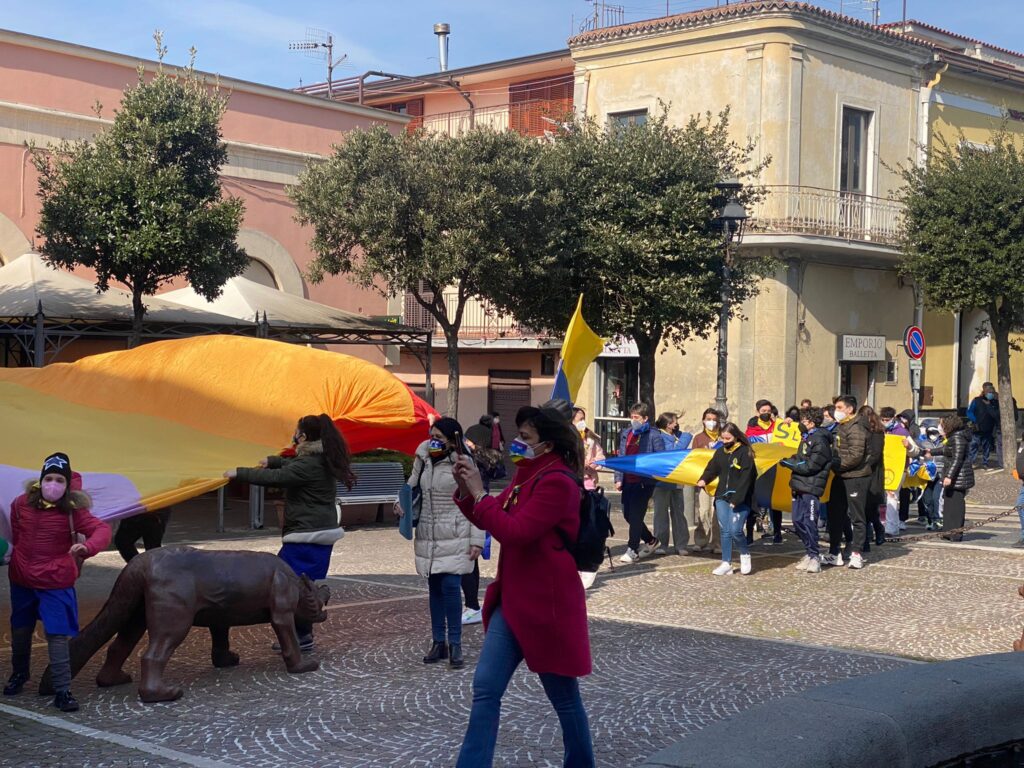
[{"xmin": 986, "ymin": 393, "xmax": 996, "ymax": 401}]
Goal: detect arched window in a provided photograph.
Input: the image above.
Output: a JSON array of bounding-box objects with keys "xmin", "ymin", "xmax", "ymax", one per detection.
[{"xmin": 242, "ymin": 258, "xmax": 277, "ymax": 288}]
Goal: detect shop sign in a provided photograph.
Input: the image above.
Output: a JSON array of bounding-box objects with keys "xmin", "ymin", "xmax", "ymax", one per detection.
[{"xmin": 839, "ymin": 334, "xmax": 886, "ymax": 362}]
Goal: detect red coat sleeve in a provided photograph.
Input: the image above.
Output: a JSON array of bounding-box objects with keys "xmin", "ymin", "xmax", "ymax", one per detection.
[
  {"xmin": 72, "ymin": 508, "xmax": 112, "ymax": 557},
  {"xmin": 456, "ymin": 475, "xmax": 578, "ymax": 546}
]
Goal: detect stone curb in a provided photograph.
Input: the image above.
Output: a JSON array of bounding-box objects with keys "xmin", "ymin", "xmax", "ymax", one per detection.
[{"xmin": 641, "ymin": 652, "xmax": 1024, "ymax": 768}]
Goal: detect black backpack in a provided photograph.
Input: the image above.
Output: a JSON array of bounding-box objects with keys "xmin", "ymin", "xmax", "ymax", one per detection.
[{"xmin": 534, "ymin": 470, "xmax": 615, "ymax": 572}]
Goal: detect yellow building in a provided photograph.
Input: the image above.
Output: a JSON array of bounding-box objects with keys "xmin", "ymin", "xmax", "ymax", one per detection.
[
  {"xmin": 881, "ymin": 20, "xmax": 1024, "ymax": 413},
  {"xmin": 569, "ymin": 2, "xmax": 935, "ymax": 437}
]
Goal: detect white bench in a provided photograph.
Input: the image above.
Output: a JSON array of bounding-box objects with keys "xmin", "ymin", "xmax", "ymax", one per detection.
[{"xmin": 337, "ymin": 462, "xmax": 407, "ymax": 524}]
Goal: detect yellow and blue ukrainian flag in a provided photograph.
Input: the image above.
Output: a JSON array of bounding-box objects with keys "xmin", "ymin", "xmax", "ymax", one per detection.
[{"xmin": 551, "ymin": 295, "xmax": 605, "ymax": 404}]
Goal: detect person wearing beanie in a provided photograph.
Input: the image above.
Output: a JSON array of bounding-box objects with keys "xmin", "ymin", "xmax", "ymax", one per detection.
[
  {"xmin": 4, "ymin": 453, "xmax": 111, "ymax": 712},
  {"xmin": 397, "ymin": 417, "xmax": 485, "ymax": 670}
]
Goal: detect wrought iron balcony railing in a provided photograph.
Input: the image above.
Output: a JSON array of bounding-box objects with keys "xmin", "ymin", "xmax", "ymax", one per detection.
[
  {"xmin": 403, "ymin": 291, "xmax": 551, "ymax": 341},
  {"xmin": 748, "ymin": 185, "xmax": 904, "ymax": 246}
]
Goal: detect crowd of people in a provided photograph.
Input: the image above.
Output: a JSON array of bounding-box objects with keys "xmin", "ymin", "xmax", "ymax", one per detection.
[
  {"xmin": 2, "ymin": 383, "xmax": 1013, "ymax": 767},
  {"xmin": 591, "ymin": 394, "xmax": 979, "ymax": 577}
]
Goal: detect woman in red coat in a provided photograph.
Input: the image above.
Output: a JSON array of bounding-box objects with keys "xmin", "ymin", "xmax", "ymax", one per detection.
[{"xmin": 453, "ymin": 405, "xmax": 595, "ymax": 768}]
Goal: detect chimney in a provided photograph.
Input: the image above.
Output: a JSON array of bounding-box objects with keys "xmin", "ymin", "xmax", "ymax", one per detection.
[{"xmin": 434, "ymin": 23, "xmax": 450, "ymax": 72}]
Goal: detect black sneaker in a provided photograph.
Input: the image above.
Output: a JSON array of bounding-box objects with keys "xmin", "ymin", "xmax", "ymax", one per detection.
[
  {"xmin": 298, "ymin": 635, "xmax": 314, "ymax": 653},
  {"xmin": 3, "ymin": 672, "xmax": 28, "ymax": 696},
  {"xmin": 54, "ymin": 690, "xmax": 79, "ymax": 712}
]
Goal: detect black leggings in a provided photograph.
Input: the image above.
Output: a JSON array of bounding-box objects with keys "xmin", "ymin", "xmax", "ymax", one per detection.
[
  {"xmin": 114, "ymin": 510, "xmax": 171, "ymax": 563},
  {"xmin": 462, "ymin": 560, "xmax": 480, "ymax": 611}
]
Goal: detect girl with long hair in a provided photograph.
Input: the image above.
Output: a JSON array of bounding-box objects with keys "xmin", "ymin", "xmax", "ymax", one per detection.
[
  {"xmin": 452, "ymin": 405, "xmax": 594, "ymax": 767},
  {"xmin": 697, "ymin": 423, "xmax": 758, "ymax": 576},
  {"xmin": 858, "ymin": 405, "xmax": 887, "ymax": 552},
  {"xmin": 227, "ymin": 414, "xmax": 354, "ymax": 651}
]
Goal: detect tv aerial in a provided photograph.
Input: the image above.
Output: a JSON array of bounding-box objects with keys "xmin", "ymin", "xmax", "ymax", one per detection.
[{"xmin": 289, "ymin": 28, "xmax": 348, "ymax": 99}]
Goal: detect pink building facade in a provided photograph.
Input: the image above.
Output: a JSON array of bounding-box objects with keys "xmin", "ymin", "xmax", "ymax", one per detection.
[{"xmin": 0, "ymin": 28, "xmax": 407, "ymax": 363}]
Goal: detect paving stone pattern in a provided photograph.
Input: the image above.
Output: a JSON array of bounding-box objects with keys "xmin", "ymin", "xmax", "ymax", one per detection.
[{"xmin": 3, "ymin": 494, "xmax": 1024, "ymax": 767}]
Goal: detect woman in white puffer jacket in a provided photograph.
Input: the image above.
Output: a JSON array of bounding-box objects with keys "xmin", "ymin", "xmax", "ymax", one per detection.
[{"xmin": 402, "ymin": 417, "xmax": 485, "ymax": 671}]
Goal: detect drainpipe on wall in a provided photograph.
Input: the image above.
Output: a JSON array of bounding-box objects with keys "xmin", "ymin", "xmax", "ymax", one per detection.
[
  {"xmin": 914, "ymin": 59, "xmax": 948, "ymax": 416},
  {"xmin": 953, "ymin": 312, "xmax": 962, "ymax": 411}
]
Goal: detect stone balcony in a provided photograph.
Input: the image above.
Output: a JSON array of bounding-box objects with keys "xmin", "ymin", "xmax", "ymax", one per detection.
[{"xmin": 747, "ymin": 185, "xmax": 905, "ymax": 251}]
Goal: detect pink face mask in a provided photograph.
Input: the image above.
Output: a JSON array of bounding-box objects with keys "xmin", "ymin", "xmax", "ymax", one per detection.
[{"xmin": 41, "ymin": 480, "xmax": 66, "ymax": 503}]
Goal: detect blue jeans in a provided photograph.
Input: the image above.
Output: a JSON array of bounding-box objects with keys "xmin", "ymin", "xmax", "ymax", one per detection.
[
  {"xmin": 970, "ymin": 430, "xmax": 998, "ymax": 467},
  {"xmin": 715, "ymin": 499, "xmax": 751, "ymax": 562},
  {"xmin": 1016, "ymin": 485, "xmax": 1024, "ymax": 541},
  {"xmin": 428, "ymin": 573, "xmax": 462, "ymax": 646},
  {"xmin": 456, "ymin": 607, "xmax": 595, "ymax": 768}
]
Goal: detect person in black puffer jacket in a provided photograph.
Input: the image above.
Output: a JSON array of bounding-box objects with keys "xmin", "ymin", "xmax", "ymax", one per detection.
[
  {"xmin": 934, "ymin": 416, "xmax": 975, "ymax": 542},
  {"xmin": 782, "ymin": 407, "xmax": 833, "ymax": 573}
]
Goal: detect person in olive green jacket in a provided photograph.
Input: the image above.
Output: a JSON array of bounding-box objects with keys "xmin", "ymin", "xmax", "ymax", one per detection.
[{"xmin": 226, "ymin": 413, "xmax": 356, "ymax": 650}]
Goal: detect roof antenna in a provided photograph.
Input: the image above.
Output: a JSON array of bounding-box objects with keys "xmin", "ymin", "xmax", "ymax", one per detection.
[{"xmin": 289, "ymin": 28, "xmax": 348, "ymax": 99}]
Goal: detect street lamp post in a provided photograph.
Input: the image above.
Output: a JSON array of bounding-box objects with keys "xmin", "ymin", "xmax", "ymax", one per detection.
[{"xmin": 713, "ymin": 177, "xmax": 748, "ymax": 421}]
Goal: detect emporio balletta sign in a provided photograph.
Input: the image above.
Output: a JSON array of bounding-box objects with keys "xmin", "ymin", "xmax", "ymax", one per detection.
[{"xmin": 839, "ymin": 334, "xmax": 887, "ymax": 362}]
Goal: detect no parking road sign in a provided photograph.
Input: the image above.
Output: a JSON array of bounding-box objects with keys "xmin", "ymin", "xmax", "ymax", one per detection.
[{"xmin": 904, "ymin": 325, "xmax": 926, "ymax": 360}]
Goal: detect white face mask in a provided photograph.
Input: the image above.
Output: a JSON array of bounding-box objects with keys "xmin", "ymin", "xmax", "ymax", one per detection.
[
  {"xmin": 704, "ymin": 420, "xmax": 718, "ymax": 432},
  {"xmin": 630, "ymin": 419, "xmax": 645, "ymax": 432},
  {"xmin": 576, "ymin": 421, "xmax": 588, "ymax": 433}
]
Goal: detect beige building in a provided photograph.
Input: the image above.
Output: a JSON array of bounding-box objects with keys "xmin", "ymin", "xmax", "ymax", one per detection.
[
  {"xmin": 568, "ymin": 2, "xmax": 934, "ymax": 437},
  {"xmin": 880, "ymin": 20, "xmax": 1024, "ymax": 413}
]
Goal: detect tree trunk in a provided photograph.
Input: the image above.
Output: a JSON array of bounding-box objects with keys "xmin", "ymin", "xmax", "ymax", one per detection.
[
  {"xmin": 443, "ymin": 325, "xmax": 461, "ymax": 418},
  {"xmin": 991, "ymin": 315, "xmax": 1019, "ymax": 468},
  {"xmin": 129, "ymin": 288, "xmax": 145, "ymax": 349},
  {"xmin": 634, "ymin": 332, "xmax": 660, "ymax": 418}
]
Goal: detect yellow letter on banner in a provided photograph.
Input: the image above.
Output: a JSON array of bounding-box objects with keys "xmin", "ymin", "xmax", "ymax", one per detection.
[{"xmin": 882, "ymin": 434, "xmax": 909, "ymax": 492}]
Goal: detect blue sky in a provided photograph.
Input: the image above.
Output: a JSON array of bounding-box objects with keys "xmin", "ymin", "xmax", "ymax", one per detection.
[{"xmin": 4, "ymin": 0, "xmax": 1024, "ymax": 90}]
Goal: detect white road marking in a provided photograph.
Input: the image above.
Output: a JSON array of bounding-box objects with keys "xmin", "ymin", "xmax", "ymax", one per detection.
[{"xmin": 0, "ymin": 701, "xmax": 236, "ymax": 768}]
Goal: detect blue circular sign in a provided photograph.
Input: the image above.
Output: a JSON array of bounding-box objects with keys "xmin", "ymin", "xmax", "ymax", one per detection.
[{"xmin": 904, "ymin": 326, "xmax": 925, "ymax": 360}]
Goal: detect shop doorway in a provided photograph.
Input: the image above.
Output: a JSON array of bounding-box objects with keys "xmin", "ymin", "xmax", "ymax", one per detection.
[
  {"xmin": 487, "ymin": 370, "xmax": 532, "ymax": 437},
  {"xmin": 840, "ymin": 362, "xmax": 875, "ymax": 408}
]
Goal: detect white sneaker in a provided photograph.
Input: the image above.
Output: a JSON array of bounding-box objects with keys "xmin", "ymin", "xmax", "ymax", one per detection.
[
  {"xmin": 461, "ymin": 607, "xmax": 483, "ymax": 625},
  {"xmin": 898, "ymin": 521, "xmax": 907, "ymax": 531},
  {"xmin": 619, "ymin": 548, "xmax": 639, "ymax": 564},
  {"xmin": 794, "ymin": 555, "xmax": 811, "ymax": 571},
  {"xmin": 848, "ymin": 552, "xmax": 865, "ymax": 569},
  {"xmin": 820, "ymin": 553, "xmax": 844, "ymax": 567},
  {"xmin": 712, "ymin": 561, "xmax": 734, "ymax": 576},
  {"xmin": 740, "ymin": 554, "xmax": 752, "ymax": 575},
  {"xmin": 805, "ymin": 558, "xmax": 821, "ymax": 573},
  {"xmin": 638, "ymin": 539, "xmax": 660, "ymax": 558},
  {"xmin": 578, "ymin": 571, "xmax": 597, "ymax": 589}
]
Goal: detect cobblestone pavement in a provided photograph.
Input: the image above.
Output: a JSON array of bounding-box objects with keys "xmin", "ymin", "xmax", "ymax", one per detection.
[{"xmin": 3, "ymin": 491, "xmax": 1024, "ymax": 767}]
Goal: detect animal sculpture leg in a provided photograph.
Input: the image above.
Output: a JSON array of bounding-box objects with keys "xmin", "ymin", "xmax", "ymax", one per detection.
[
  {"xmin": 138, "ymin": 622, "xmax": 191, "ymax": 703},
  {"xmin": 96, "ymin": 607, "xmax": 146, "ymax": 687}
]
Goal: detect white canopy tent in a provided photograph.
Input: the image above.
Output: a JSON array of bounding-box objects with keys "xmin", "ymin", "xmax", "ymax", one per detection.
[{"xmin": 0, "ymin": 254, "xmax": 254, "ymax": 366}]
